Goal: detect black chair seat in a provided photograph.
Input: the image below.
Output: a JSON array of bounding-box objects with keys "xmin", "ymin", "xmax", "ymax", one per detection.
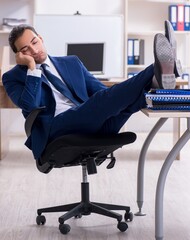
[{"xmin": 39, "ymin": 132, "xmax": 136, "ymax": 172}]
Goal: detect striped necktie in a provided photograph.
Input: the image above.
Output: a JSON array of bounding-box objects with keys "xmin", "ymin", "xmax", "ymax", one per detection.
[{"xmin": 41, "ymin": 64, "xmax": 80, "ymax": 106}]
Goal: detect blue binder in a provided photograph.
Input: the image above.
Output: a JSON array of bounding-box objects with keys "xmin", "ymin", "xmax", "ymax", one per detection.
[
  {"xmin": 169, "ymin": 5, "xmax": 177, "ymax": 31},
  {"xmin": 127, "ymin": 39, "xmax": 134, "ymax": 65},
  {"xmin": 184, "ymin": 5, "xmax": 190, "ymax": 31}
]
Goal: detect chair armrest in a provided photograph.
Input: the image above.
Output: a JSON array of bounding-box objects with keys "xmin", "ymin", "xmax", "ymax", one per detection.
[{"xmin": 24, "ymin": 106, "xmax": 46, "ymax": 137}]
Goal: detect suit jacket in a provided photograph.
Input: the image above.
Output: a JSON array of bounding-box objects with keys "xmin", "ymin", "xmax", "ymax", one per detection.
[{"xmin": 2, "ymin": 55, "xmax": 107, "ymax": 159}]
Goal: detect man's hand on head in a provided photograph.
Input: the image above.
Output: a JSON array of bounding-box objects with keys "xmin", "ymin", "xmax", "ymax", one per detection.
[{"xmin": 16, "ymin": 52, "xmax": 36, "ymax": 70}]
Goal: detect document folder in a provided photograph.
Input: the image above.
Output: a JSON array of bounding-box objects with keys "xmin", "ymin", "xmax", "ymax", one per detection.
[
  {"xmin": 139, "ymin": 39, "xmax": 144, "ymax": 65},
  {"xmin": 134, "ymin": 39, "xmax": 140, "ymax": 64},
  {"xmin": 184, "ymin": 5, "xmax": 190, "ymax": 31},
  {"xmin": 169, "ymin": 5, "xmax": 177, "ymax": 31},
  {"xmin": 127, "ymin": 39, "xmax": 134, "ymax": 65},
  {"xmin": 177, "ymin": 4, "xmax": 184, "ymax": 31}
]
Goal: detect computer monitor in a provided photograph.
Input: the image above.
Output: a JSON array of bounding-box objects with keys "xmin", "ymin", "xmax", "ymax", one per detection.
[{"xmin": 66, "ymin": 43, "xmax": 104, "ymax": 75}]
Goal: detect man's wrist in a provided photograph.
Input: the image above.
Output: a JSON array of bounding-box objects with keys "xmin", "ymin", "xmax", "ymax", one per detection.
[
  {"xmin": 28, "ymin": 61, "xmax": 36, "ymax": 71},
  {"xmin": 27, "ymin": 68, "xmax": 41, "ymax": 78}
]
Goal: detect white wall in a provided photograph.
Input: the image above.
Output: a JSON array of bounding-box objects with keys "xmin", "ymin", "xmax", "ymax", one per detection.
[{"xmin": 34, "ymin": 0, "xmax": 124, "ymax": 15}]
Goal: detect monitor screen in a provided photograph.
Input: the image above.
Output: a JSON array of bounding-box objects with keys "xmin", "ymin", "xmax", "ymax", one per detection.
[{"xmin": 66, "ymin": 43, "xmax": 104, "ymax": 74}]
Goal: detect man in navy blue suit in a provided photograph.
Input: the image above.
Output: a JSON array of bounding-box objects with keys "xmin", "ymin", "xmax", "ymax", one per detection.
[{"xmin": 2, "ymin": 22, "xmax": 179, "ymax": 160}]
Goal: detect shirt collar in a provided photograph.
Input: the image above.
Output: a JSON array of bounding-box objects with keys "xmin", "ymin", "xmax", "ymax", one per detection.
[{"xmin": 36, "ymin": 56, "xmax": 51, "ymax": 69}]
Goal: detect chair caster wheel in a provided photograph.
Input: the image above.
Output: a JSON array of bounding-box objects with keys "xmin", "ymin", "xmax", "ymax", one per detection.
[
  {"xmin": 117, "ymin": 221, "xmax": 128, "ymax": 232},
  {"xmin": 59, "ymin": 223, "xmax": 71, "ymax": 234},
  {"xmin": 36, "ymin": 215, "xmax": 46, "ymax": 225},
  {"xmin": 124, "ymin": 211, "xmax": 133, "ymax": 222}
]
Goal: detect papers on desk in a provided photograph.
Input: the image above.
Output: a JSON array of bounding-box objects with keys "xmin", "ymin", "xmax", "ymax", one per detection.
[{"xmin": 145, "ymin": 89, "xmax": 190, "ymax": 110}]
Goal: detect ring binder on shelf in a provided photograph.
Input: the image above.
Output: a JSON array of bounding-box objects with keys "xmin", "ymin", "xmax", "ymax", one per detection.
[
  {"xmin": 184, "ymin": 5, "xmax": 190, "ymax": 31},
  {"xmin": 127, "ymin": 39, "xmax": 134, "ymax": 65},
  {"xmin": 134, "ymin": 39, "xmax": 140, "ymax": 65},
  {"xmin": 177, "ymin": 4, "xmax": 184, "ymax": 31},
  {"xmin": 169, "ymin": 5, "xmax": 177, "ymax": 31}
]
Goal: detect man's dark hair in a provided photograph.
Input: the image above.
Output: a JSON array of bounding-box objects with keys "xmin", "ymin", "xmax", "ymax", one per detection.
[{"xmin": 9, "ymin": 24, "xmax": 38, "ymax": 53}]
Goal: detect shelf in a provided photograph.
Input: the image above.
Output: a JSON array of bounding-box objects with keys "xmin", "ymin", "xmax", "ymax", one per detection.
[
  {"xmin": 127, "ymin": 65, "xmax": 190, "ymax": 69},
  {"xmin": 0, "ymin": 30, "xmax": 10, "ymax": 34},
  {"xmin": 129, "ymin": 0, "xmax": 189, "ymax": 3},
  {"xmin": 128, "ymin": 30, "xmax": 190, "ymax": 36}
]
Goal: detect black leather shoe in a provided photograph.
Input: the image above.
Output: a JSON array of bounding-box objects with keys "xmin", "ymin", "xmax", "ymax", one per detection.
[
  {"xmin": 165, "ymin": 20, "xmax": 182, "ymax": 77},
  {"xmin": 154, "ymin": 33, "xmax": 176, "ymax": 89}
]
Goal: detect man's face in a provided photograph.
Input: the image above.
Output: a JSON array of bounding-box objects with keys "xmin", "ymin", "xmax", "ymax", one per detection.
[{"xmin": 15, "ymin": 29, "xmax": 47, "ymax": 64}]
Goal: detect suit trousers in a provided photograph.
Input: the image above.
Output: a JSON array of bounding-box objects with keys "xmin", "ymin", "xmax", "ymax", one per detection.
[{"xmin": 49, "ymin": 64, "xmax": 154, "ymax": 140}]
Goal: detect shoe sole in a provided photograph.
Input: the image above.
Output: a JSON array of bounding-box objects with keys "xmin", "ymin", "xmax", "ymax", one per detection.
[
  {"xmin": 154, "ymin": 34, "xmax": 176, "ymax": 89},
  {"xmin": 165, "ymin": 20, "xmax": 182, "ymax": 77}
]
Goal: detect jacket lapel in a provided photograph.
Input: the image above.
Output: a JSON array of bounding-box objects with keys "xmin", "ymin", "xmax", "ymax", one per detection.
[
  {"xmin": 49, "ymin": 56, "xmax": 89, "ymax": 102},
  {"xmin": 49, "ymin": 56, "xmax": 71, "ymax": 87}
]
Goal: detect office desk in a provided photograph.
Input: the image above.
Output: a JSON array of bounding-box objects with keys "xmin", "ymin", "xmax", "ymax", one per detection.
[
  {"xmin": 101, "ymin": 78, "xmax": 189, "ymax": 88},
  {"xmin": 0, "ymin": 82, "xmax": 17, "ymax": 159},
  {"xmin": 136, "ymin": 108, "xmax": 190, "ymax": 240}
]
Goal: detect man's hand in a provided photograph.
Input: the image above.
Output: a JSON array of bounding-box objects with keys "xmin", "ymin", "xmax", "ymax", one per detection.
[{"xmin": 16, "ymin": 52, "xmax": 36, "ymax": 70}]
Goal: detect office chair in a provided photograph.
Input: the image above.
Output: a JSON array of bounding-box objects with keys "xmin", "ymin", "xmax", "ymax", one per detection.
[{"xmin": 25, "ymin": 107, "xmax": 137, "ymax": 235}]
